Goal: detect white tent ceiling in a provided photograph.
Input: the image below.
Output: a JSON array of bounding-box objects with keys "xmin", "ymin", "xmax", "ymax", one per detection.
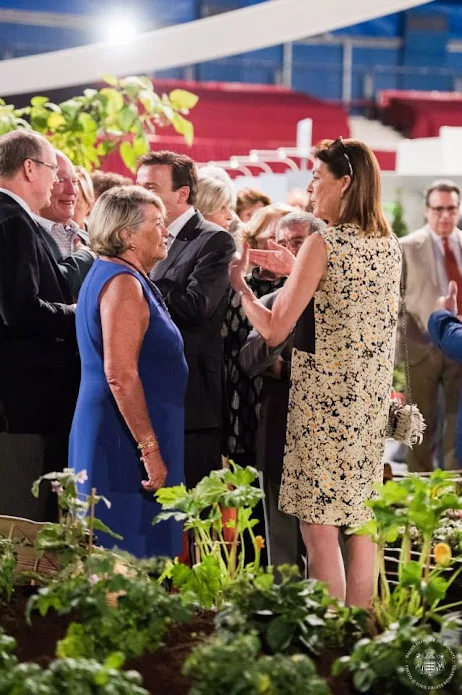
[{"xmin": 0, "ymin": 0, "xmax": 431, "ymax": 95}]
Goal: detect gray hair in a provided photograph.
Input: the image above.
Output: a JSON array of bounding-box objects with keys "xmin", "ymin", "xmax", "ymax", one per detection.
[
  {"xmin": 196, "ymin": 175, "xmax": 236, "ymax": 217},
  {"xmin": 276, "ymin": 210, "xmax": 325, "ymax": 236},
  {"xmin": 0, "ymin": 129, "xmax": 47, "ymax": 178},
  {"xmin": 89, "ymin": 185, "xmax": 166, "ymax": 257}
]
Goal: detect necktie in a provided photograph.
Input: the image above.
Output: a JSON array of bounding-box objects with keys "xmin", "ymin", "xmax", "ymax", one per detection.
[{"xmin": 442, "ymin": 236, "xmax": 462, "ymax": 299}]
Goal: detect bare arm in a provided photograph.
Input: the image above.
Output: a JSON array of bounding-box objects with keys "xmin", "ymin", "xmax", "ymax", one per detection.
[
  {"xmin": 100, "ymin": 273, "xmax": 166, "ymax": 490},
  {"xmin": 230, "ymin": 234, "xmax": 327, "ymax": 347}
]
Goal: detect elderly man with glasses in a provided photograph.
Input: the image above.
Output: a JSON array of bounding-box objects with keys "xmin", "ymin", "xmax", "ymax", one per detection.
[
  {"xmin": 34, "ymin": 151, "xmax": 94, "ymax": 297},
  {"xmin": 399, "ymin": 179, "xmax": 462, "ymax": 472},
  {"xmin": 0, "ymin": 130, "xmax": 80, "ymax": 521}
]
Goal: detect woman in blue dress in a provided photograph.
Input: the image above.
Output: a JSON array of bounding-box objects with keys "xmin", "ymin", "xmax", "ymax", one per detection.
[{"xmin": 69, "ymin": 186, "xmax": 188, "ymax": 558}]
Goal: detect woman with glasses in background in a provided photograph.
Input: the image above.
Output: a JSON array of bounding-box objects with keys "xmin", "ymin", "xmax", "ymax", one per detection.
[{"xmin": 229, "ymin": 137, "xmax": 401, "ymax": 609}]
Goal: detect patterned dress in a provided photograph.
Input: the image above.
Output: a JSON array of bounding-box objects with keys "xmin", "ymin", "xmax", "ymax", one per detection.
[
  {"xmin": 222, "ymin": 269, "xmax": 285, "ymax": 461},
  {"xmin": 280, "ymin": 224, "xmax": 402, "ymax": 527}
]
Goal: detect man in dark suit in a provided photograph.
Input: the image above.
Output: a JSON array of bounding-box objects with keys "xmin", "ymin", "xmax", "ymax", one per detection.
[
  {"xmin": 136, "ymin": 151, "xmax": 235, "ymax": 487},
  {"xmin": 0, "ymin": 130, "xmax": 79, "ymax": 520}
]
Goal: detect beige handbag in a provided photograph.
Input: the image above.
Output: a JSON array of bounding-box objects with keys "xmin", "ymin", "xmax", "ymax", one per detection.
[{"xmin": 387, "ymin": 273, "xmax": 426, "ymax": 447}]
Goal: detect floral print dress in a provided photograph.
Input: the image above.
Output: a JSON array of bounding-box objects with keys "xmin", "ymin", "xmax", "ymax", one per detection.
[{"xmin": 279, "ymin": 224, "xmax": 402, "ymax": 527}]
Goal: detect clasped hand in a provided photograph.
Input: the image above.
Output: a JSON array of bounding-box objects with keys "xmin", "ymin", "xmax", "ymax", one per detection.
[{"xmin": 229, "ymin": 240, "xmax": 296, "ymax": 291}]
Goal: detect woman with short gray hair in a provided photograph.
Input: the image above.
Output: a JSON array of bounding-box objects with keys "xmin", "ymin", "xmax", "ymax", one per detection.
[{"xmin": 69, "ymin": 185, "xmax": 188, "ymax": 558}]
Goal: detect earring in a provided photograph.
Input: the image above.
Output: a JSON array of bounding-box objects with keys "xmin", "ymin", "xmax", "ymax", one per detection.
[{"xmin": 130, "ymin": 243, "xmax": 136, "ymax": 250}]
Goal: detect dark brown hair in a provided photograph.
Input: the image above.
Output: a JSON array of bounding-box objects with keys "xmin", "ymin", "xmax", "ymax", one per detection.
[
  {"xmin": 90, "ymin": 171, "xmax": 133, "ymax": 200},
  {"xmin": 136, "ymin": 150, "xmax": 197, "ymax": 205},
  {"xmin": 236, "ymin": 187, "xmax": 271, "ymax": 218},
  {"xmin": 0, "ymin": 130, "xmax": 44, "ymax": 178},
  {"xmin": 425, "ymin": 179, "xmax": 460, "ymax": 206},
  {"xmin": 314, "ymin": 138, "xmax": 391, "ymax": 238}
]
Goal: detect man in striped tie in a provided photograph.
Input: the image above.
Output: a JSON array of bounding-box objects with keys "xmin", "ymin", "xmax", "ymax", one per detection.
[{"xmin": 399, "ymin": 180, "xmax": 462, "ymax": 473}]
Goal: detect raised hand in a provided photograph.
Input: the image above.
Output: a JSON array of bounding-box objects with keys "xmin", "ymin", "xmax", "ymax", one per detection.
[
  {"xmin": 436, "ymin": 280, "xmax": 458, "ymax": 315},
  {"xmin": 248, "ymin": 239, "xmax": 296, "ymax": 277}
]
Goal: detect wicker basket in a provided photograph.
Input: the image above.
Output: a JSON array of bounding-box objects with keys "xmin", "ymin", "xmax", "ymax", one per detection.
[{"xmin": 0, "ymin": 515, "xmax": 60, "ymax": 577}]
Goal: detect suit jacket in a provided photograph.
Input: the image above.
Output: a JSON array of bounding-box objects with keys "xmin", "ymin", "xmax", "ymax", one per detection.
[
  {"xmin": 399, "ymin": 225, "xmax": 462, "ymax": 365},
  {"xmin": 239, "ymin": 289, "xmax": 293, "ymax": 477},
  {"xmin": 0, "ymin": 193, "xmax": 79, "ymax": 433},
  {"xmin": 41, "ymin": 227, "xmax": 94, "ymax": 297},
  {"xmin": 151, "ymin": 210, "xmax": 235, "ymax": 431},
  {"xmin": 428, "ymin": 308, "xmax": 462, "ymax": 463}
]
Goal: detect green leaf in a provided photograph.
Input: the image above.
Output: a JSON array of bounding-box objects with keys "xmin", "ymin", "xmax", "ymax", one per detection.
[
  {"xmin": 101, "ymin": 73, "xmax": 119, "ymax": 87},
  {"xmin": 400, "ymin": 561, "xmax": 422, "ymax": 587},
  {"xmin": 119, "ymin": 141, "xmax": 137, "ymax": 172},
  {"xmin": 104, "ymin": 651, "xmax": 125, "ymax": 670},
  {"xmin": 92, "ymin": 517, "xmax": 123, "ymax": 540},
  {"xmin": 353, "ymin": 668, "xmax": 375, "ymax": 692},
  {"xmin": 30, "ymin": 96, "xmax": 49, "ymax": 107},
  {"xmin": 99, "ymin": 88, "xmax": 124, "ymax": 115},
  {"xmin": 93, "ymin": 668, "xmax": 109, "ymax": 686},
  {"xmin": 265, "ymin": 617, "xmax": 295, "ymax": 653},
  {"xmin": 118, "ymin": 105, "xmax": 137, "ymax": 132},
  {"xmin": 78, "ymin": 112, "xmax": 98, "ymax": 133},
  {"xmin": 169, "ymin": 89, "xmax": 199, "ymax": 111},
  {"xmin": 47, "ymin": 112, "xmax": 66, "ymax": 130},
  {"xmin": 60, "ymin": 99, "xmax": 82, "ymax": 121},
  {"xmin": 423, "ymin": 575, "xmax": 448, "ymax": 605},
  {"xmin": 132, "ymin": 135, "xmax": 148, "ymax": 158},
  {"xmin": 254, "ymin": 572, "xmax": 274, "ymax": 592},
  {"xmin": 139, "ymin": 89, "xmax": 160, "ymax": 114}
]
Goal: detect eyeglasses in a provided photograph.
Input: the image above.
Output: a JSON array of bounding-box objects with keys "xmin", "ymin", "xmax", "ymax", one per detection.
[
  {"xmin": 27, "ymin": 158, "xmax": 59, "ymax": 173},
  {"xmin": 427, "ymin": 205, "xmax": 459, "ymax": 215},
  {"xmin": 327, "ymin": 136, "xmax": 354, "ymax": 179}
]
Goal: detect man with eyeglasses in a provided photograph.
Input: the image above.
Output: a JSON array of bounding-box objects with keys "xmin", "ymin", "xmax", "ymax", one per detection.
[
  {"xmin": 0, "ymin": 130, "xmax": 80, "ymax": 520},
  {"xmin": 34, "ymin": 151, "xmax": 94, "ymax": 297},
  {"xmin": 400, "ymin": 179, "xmax": 462, "ymax": 472}
]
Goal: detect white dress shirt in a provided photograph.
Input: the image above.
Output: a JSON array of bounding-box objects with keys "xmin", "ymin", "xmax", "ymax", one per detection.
[
  {"xmin": 167, "ymin": 206, "xmax": 196, "ymax": 244},
  {"xmin": 33, "ymin": 214, "xmax": 81, "ymax": 257},
  {"xmin": 428, "ymin": 225, "xmax": 462, "ymax": 294},
  {"xmin": 0, "ymin": 188, "xmax": 33, "ymax": 217}
]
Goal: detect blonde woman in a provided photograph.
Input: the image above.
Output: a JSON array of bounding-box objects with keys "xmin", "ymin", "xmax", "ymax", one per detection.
[
  {"xmin": 223, "ymin": 202, "xmax": 295, "ymax": 468},
  {"xmin": 72, "ymin": 166, "xmax": 95, "ymax": 230},
  {"xmin": 69, "ymin": 186, "xmax": 188, "ymax": 558},
  {"xmin": 196, "ymin": 171, "xmax": 236, "ymax": 231}
]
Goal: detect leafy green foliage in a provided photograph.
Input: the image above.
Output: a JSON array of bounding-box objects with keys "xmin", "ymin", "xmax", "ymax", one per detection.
[
  {"xmin": 216, "ymin": 566, "xmax": 368, "ymax": 657},
  {"xmin": 155, "ymin": 462, "xmax": 265, "ymax": 609},
  {"xmin": 0, "ymin": 75, "xmax": 198, "ymax": 171},
  {"xmin": 391, "ymin": 189, "xmax": 408, "ymax": 238},
  {"xmin": 184, "ymin": 632, "xmax": 331, "ymax": 695},
  {"xmin": 0, "ymin": 627, "xmax": 148, "ymax": 694},
  {"xmin": 349, "ymin": 471, "xmax": 462, "ymax": 629},
  {"xmin": 333, "ymin": 617, "xmax": 462, "ymax": 694},
  {"xmin": 32, "ymin": 468, "xmax": 121, "ymax": 568},
  {"xmin": 0, "ymin": 538, "xmax": 17, "ymax": 602},
  {"xmin": 27, "ymin": 552, "xmax": 192, "ymax": 661}
]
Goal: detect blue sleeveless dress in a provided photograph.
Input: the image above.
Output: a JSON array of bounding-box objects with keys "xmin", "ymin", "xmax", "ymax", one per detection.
[{"xmin": 69, "ymin": 259, "xmax": 188, "ymax": 558}]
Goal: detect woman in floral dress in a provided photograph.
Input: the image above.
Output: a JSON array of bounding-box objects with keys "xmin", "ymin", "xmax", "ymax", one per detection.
[{"xmin": 229, "ymin": 138, "xmax": 401, "ymax": 608}]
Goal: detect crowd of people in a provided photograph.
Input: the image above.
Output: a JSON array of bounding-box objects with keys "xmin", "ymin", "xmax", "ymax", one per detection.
[{"xmin": 0, "ymin": 128, "xmax": 461, "ymax": 610}]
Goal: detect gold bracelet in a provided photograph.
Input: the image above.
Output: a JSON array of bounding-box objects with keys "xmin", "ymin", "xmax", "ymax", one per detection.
[{"xmin": 137, "ymin": 433, "xmax": 159, "ymax": 451}]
